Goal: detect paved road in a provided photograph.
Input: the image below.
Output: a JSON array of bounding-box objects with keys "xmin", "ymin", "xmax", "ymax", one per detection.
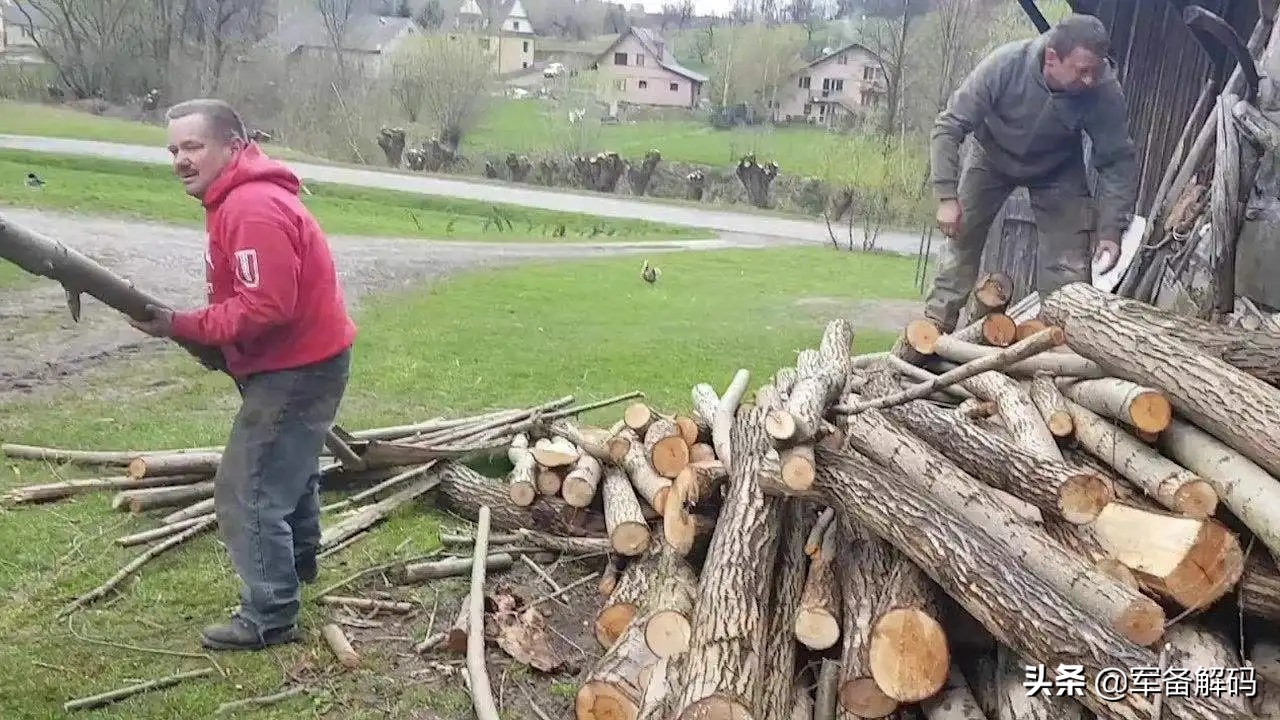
[{"xmin": 0, "ymin": 134, "xmax": 931, "ymax": 256}]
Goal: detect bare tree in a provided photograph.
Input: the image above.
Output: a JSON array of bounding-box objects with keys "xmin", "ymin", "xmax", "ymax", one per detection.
[
  {"xmin": 387, "ymin": 32, "xmax": 496, "ymax": 151},
  {"xmin": 192, "ymin": 0, "xmax": 267, "ymax": 95},
  {"xmin": 316, "ymin": 0, "xmax": 357, "ymax": 78},
  {"xmin": 855, "ymin": 0, "xmax": 918, "ymax": 136},
  {"xmin": 708, "ymin": 21, "xmax": 805, "ymax": 114},
  {"xmin": 13, "ymin": 0, "xmax": 158, "ymax": 100}
]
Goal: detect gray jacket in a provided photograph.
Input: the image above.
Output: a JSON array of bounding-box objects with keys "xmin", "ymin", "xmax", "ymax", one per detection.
[{"xmin": 930, "ymin": 34, "xmax": 1138, "ymax": 237}]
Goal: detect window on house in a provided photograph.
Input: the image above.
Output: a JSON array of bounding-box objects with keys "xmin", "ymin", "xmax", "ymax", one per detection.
[
  {"xmin": 635, "ymin": 54, "xmax": 645, "ymax": 66},
  {"xmin": 863, "ymin": 65, "xmax": 879, "ymax": 80},
  {"xmin": 522, "ymin": 40, "xmax": 529, "ymax": 52},
  {"xmin": 798, "ymin": 76, "xmax": 810, "ymax": 89},
  {"xmin": 837, "ymin": 53, "xmax": 847, "ymax": 64},
  {"xmin": 669, "ymin": 82, "xmax": 678, "ymax": 91},
  {"xmin": 639, "ymin": 80, "xmax": 647, "ymax": 88},
  {"xmin": 614, "ymin": 52, "xmax": 628, "ymax": 65},
  {"xmin": 614, "ymin": 79, "xmax": 626, "ymax": 90},
  {"xmin": 522, "ymin": 61, "xmax": 528, "ymax": 68},
  {"xmin": 512, "ymin": 20, "xmax": 520, "ymax": 30}
]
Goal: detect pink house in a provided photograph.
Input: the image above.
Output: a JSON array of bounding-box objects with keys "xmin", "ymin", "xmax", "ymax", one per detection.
[
  {"xmin": 591, "ymin": 27, "xmax": 707, "ymax": 109},
  {"xmin": 773, "ymin": 42, "xmax": 888, "ymax": 127}
]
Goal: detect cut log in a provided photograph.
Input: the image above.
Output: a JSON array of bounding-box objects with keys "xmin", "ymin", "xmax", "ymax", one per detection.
[
  {"xmin": 833, "ymin": 520, "xmax": 908, "ymax": 718},
  {"xmin": 442, "ymin": 593, "xmax": 472, "ymax": 653},
  {"xmin": 836, "ymin": 403, "xmax": 1165, "ymax": 646},
  {"xmin": 576, "ymin": 614, "xmax": 660, "ymax": 720},
  {"xmin": 1016, "ymin": 318, "xmax": 1048, "ymax": 341},
  {"xmin": 563, "ymin": 453, "xmax": 603, "ymax": 508},
  {"xmin": 434, "ymin": 461, "xmax": 608, "ymax": 538},
  {"xmin": 603, "ymin": 466, "xmax": 651, "ymax": 557},
  {"xmin": 919, "ymin": 333, "xmax": 1105, "ymax": 378},
  {"xmin": 1040, "ymin": 282, "xmax": 1280, "ymax": 479},
  {"xmin": 321, "ymin": 474, "xmax": 440, "ymax": 550},
  {"xmin": 644, "ymin": 418, "xmax": 690, "ymax": 479},
  {"xmin": 759, "ymin": 499, "xmax": 815, "ymax": 719},
  {"xmin": 1156, "ymin": 417, "xmax": 1280, "ymax": 562},
  {"xmin": 805, "ymin": 507, "xmax": 836, "ymax": 557},
  {"xmin": 1241, "ymin": 552, "xmax": 1280, "ymax": 624},
  {"xmin": 920, "ymin": 664, "xmax": 988, "ymax": 720},
  {"xmin": 1163, "ymin": 623, "xmax": 1251, "ymax": 714},
  {"xmin": 957, "ymin": 370, "xmax": 1063, "ymax": 461},
  {"xmin": 111, "ymin": 482, "xmax": 215, "ymax": 513},
  {"xmin": 812, "ymin": 445, "xmax": 1251, "ymax": 720},
  {"xmin": 1055, "ymin": 377, "xmax": 1173, "ymax": 434},
  {"xmin": 672, "ymin": 416, "xmax": 702, "ymax": 445},
  {"xmin": 548, "ymin": 420, "xmax": 614, "ymax": 462},
  {"xmin": 688, "ymin": 443, "xmax": 716, "ymax": 463},
  {"xmin": 507, "ymin": 433, "xmax": 537, "ymax": 507},
  {"xmin": 639, "ymin": 539, "xmax": 699, "ymax": 659},
  {"xmin": 616, "ymin": 428, "xmax": 671, "ymax": 515},
  {"xmin": 127, "ymin": 452, "xmax": 222, "ymax": 479},
  {"xmin": 1064, "ymin": 399, "xmax": 1218, "ymax": 518},
  {"xmin": 878, "ymin": 398, "xmax": 1112, "ymax": 524},
  {"xmin": 779, "ymin": 444, "xmax": 817, "ymax": 491},
  {"xmin": 767, "ymin": 319, "xmax": 852, "ymax": 445},
  {"xmin": 536, "ymin": 466, "xmax": 564, "ymax": 497},
  {"xmin": 981, "ymin": 313, "xmax": 1017, "ymax": 346},
  {"xmin": 664, "ymin": 460, "xmax": 727, "ymax": 555},
  {"xmin": 1029, "ymin": 372, "xmax": 1073, "ymax": 437},
  {"xmin": 673, "ymin": 405, "xmax": 781, "ymax": 720},
  {"xmin": 596, "ymin": 545, "xmax": 660, "ymax": 648},
  {"xmin": 624, "ymin": 403, "xmax": 657, "ymax": 434},
  {"xmin": 794, "ymin": 517, "xmax": 841, "ymax": 651},
  {"xmin": 974, "ymin": 272, "xmax": 1012, "ymax": 310},
  {"xmin": 532, "ymin": 436, "xmax": 580, "ymax": 468},
  {"xmin": 399, "ymin": 553, "xmax": 513, "ymax": 583}
]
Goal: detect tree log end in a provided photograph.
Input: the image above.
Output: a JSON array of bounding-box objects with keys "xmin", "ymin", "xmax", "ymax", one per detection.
[
  {"xmin": 675, "ymin": 695, "xmax": 755, "ymax": 720},
  {"xmin": 536, "ymin": 468, "xmax": 563, "ymax": 496},
  {"xmin": 689, "ymin": 443, "xmax": 716, "ymax": 463},
  {"xmin": 563, "ymin": 478, "xmax": 596, "ymax": 508},
  {"xmin": 794, "ymin": 607, "xmax": 841, "ymax": 650},
  {"xmin": 975, "ymin": 272, "xmax": 1012, "ymax": 308},
  {"xmin": 652, "ymin": 437, "xmax": 691, "ymax": 478},
  {"xmin": 869, "ymin": 607, "xmax": 949, "ymax": 703},
  {"xmin": 1151, "ymin": 518, "xmax": 1244, "ymax": 609},
  {"xmin": 1116, "ymin": 597, "xmax": 1168, "ymax": 647},
  {"xmin": 981, "ymin": 313, "xmax": 1017, "ymax": 347},
  {"xmin": 1174, "ymin": 479, "xmax": 1219, "ymax": 519},
  {"xmin": 1015, "ymin": 318, "xmax": 1048, "ymax": 341},
  {"xmin": 644, "ymin": 609, "xmax": 691, "ymax": 658},
  {"xmin": 608, "ymin": 436, "xmax": 632, "ymax": 464},
  {"xmin": 611, "ymin": 522, "xmax": 651, "ymax": 557},
  {"xmin": 1097, "ymin": 557, "xmax": 1141, "ymax": 589},
  {"xmin": 1129, "ymin": 391, "xmax": 1173, "ymax": 433},
  {"xmin": 839, "ymin": 677, "xmax": 899, "ymax": 718},
  {"xmin": 780, "ymin": 446, "xmax": 816, "ymax": 491},
  {"xmin": 576, "ymin": 680, "xmax": 639, "ymax": 720},
  {"xmin": 765, "ymin": 409, "xmax": 797, "ymax": 443},
  {"xmin": 126, "ymin": 458, "xmax": 147, "ymax": 479},
  {"xmin": 623, "ymin": 403, "xmax": 653, "ymax": 432},
  {"xmin": 663, "ymin": 503, "xmax": 697, "ymax": 556},
  {"xmin": 510, "ymin": 483, "xmax": 537, "ymax": 507},
  {"xmin": 1058, "ymin": 473, "xmax": 1114, "ymax": 524},
  {"xmin": 1046, "ymin": 410, "xmax": 1074, "ymax": 437},
  {"xmin": 674, "ymin": 416, "xmax": 701, "ymax": 445},
  {"xmin": 906, "ymin": 319, "xmax": 941, "ymax": 355},
  {"xmin": 594, "ymin": 603, "xmax": 636, "ymax": 649}
]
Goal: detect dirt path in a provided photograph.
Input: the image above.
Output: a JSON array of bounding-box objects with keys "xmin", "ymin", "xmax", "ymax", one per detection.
[{"xmin": 0, "ymin": 208, "xmax": 796, "ymax": 400}]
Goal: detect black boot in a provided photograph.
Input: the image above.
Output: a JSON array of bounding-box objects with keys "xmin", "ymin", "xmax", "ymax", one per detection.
[
  {"xmin": 295, "ymin": 553, "xmax": 318, "ymax": 584},
  {"xmin": 200, "ymin": 613, "xmax": 299, "ymax": 651}
]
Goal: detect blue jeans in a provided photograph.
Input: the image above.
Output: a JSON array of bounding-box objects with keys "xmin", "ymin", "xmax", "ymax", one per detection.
[{"xmin": 214, "ymin": 348, "xmax": 351, "ymax": 632}]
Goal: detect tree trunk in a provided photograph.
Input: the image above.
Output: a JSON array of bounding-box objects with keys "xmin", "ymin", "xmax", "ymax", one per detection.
[
  {"xmin": 812, "ymin": 446, "xmax": 1252, "ymax": 720},
  {"xmin": 603, "ymin": 465, "xmax": 651, "ymax": 557},
  {"xmin": 1039, "ymin": 282, "xmax": 1280, "ymax": 478},
  {"xmin": 434, "ymin": 461, "xmax": 608, "ymax": 538},
  {"xmin": 1029, "ymin": 372, "xmax": 1074, "ymax": 437},
  {"xmin": 879, "ymin": 398, "xmax": 1113, "ymax": 524},
  {"xmin": 1054, "ymin": 377, "xmax": 1173, "ymax": 434},
  {"xmin": 1063, "ymin": 399, "xmax": 1217, "ymax": 517},
  {"xmin": 836, "ymin": 405, "xmax": 1166, "ymax": 646},
  {"xmin": 1156, "ymin": 417, "xmax": 1280, "ymax": 562},
  {"xmin": 596, "ymin": 545, "xmax": 661, "ymax": 648},
  {"xmin": 736, "ymin": 154, "xmax": 779, "ymax": 208},
  {"xmin": 563, "ymin": 453, "xmax": 603, "ymax": 508},
  {"xmin": 627, "ymin": 150, "xmax": 662, "ymax": 196},
  {"xmin": 673, "ymin": 406, "xmax": 781, "ymax": 720},
  {"xmin": 759, "ymin": 499, "xmax": 815, "ymax": 718},
  {"xmin": 1163, "ymin": 623, "xmax": 1251, "ymax": 714},
  {"xmin": 508, "ymin": 433, "xmax": 537, "ymax": 507},
  {"xmin": 795, "ymin": 516, "xmax": 841, "ymax": 651},
  {"xmin": 835, "ymin": 519, "xmax": 902, "ymax": 720}
]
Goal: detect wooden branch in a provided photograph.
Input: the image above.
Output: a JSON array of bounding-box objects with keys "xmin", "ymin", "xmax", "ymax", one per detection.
[
  {"xmin": 64, "ymin": 667, "xmax": 216, "ymax": 712},
  {"xmin": 1029, "ymin": 371, "xmax": 1073, "ymax": 437},
  {"xmin": 833, "ymin": 328, "xmax": 1064, "ymax": 414},
  {"xmin": 466, "ymin": 506, "xmax": 500, "ymax": 720},
  {"xmin": 5, "ymin": 472, "xmax": 210, "ymax": 504},
  {"xmin": 617, "ymin": 428, "xmax": 671, "ymax": 515},
  {"xmin": 563, "ymin": 453, "xmax": 603, "ymax": 508},
  {"xmin": 603, "ymin": 465, "xmax": 652, "ymax": 557},
  {"xmin": 794, "ymin": 517, "xmax": 840, "ymax": 650},
  {"xmin": 759, "ymin": 499, "xmax": 815, "ymax": 718},
  {"xmin": 162, "ymin": 497, "xmax": 215, "ymax": 525},
  {"xmin": 320, "ymin": 474, "xmax": 440, "ymax": 550},
  {"xmin": 919, "ymin": 332, "xmax": 1106, "ymax": 378},
  {"xmin": 318, "ymin": 596, "xmax": 415, "ymax": 613},
  {"xmin": 322, "ymin": 624, "xmax": 360, "ymax": 669},
  {"xmin": 1056, "ymin": 377, "xmax": 1173, "ymax": 434},
  {"xmin": 507, "ymin": 433, "xmax": 537, "ymax": 506},
  {"xmin": 768, "ymin": 319, "xmax": 852, "ymax": 443},
  {"xmin": 112, "ymin": 482, "xmax": 215, "ymax": 513},
  {"xmin": 116, "ymin": 513, "xmax": 215, "ymax": 547},
  {"xmin": 399, "ymin": 553, "xmax": 514, "ymax": 583},
  {"xmin": 715, "ymin": 369, "xmax": 751, "ymax": 470},
  {"xmin": 127, "ymin": 452, "xmax": 222, "ymax": 479},
  {"xmin": 547, "ymin": 419, "xmax": 613, "ymax": 462}
]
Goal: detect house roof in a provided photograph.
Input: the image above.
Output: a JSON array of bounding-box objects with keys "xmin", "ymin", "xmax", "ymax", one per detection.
[
  {"xmin": 803, "ymin": 41, "xmax": 883, "ymax": 70},
  {"xmin": 441, "ymin": 0, "xmax": 534, "ymax": 35},
  {"xmin": 599, "ymin": 26, "xmax": 708, "ymax": 84},
  {"xmin": 269, "ymin": 10, "xmax": 414, "ymax": 53}
]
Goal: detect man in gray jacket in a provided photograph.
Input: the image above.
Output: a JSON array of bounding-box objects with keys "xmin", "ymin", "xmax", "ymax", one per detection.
[{"xmin": 924, "ymin": 13, "xmax": 1138, "ymax": 331}]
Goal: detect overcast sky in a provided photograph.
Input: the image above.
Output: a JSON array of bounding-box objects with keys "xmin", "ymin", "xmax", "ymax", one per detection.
[{"xmin": 632, "ymin": 0, "xmax": 740, "ymax": 16}]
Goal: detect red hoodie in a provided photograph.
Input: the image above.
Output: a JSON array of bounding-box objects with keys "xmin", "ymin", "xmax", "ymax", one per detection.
[{"xmin": 170, "ymin": 144, "xmax": 357, "ymax": 378}]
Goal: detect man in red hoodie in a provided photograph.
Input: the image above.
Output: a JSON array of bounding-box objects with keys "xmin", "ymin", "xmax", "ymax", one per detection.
[{"xmin": 130, "ymin": 98, "xmax": 357, "ymax": 651}]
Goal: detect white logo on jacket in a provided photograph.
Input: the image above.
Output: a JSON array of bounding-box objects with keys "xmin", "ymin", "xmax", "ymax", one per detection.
[{"xmin": 234, "ymin": 249, "xmax": 260, "ymax": 288}]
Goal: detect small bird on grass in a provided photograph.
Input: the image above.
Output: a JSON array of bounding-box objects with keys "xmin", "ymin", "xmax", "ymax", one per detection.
[
  {"xmin": 641, "ymin": 260, "xmax": 660, "ymax": 286},
  {"xmin": 25, "ymin": 172, "xmax": 44, "ymax": 189}
]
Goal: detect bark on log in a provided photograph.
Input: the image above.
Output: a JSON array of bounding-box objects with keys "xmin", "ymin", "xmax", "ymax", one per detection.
[
  {"xmin": 508, "ymin": 433, "xmax": 537, "ymax": 507},
  {"xmin": 1039, "ymin": 282, "xmax": 1280, "ymax": 478},
  {"xmin": 112, "ymin": 482, "xmax": 215, "ymax": 513},
  {"xmin": 596, "ymin": 545, "xmax": 661, "ymax": 648},
  {"xmin": 639, "ymin": 539, "xmax": 699, "ymax": 659},
  {"xmin": 974, "ymin": 272, "xmax": 1013, "ymax": 310},
  {"xmin": 577, "ymin": 614, "xmax": 660, "ymax": 720},
  {"xmin": 127, "ymin": 452, "xmax": 222, "ymax": 479},
  {"xmin": 532, "ymin": 436, "xmax": 579, "ymax": 468},
  {"xmin": 759, "ymin": 499, "xmax": 815, "ymax": 719},
  {"xmin": 795, "ymin": 517, "xmax": 841, "ymax": 651},
  {"xmin": 399, "ymin": 553, "xmax": 513, "ymax": 583},
  {"xmin": 644, "ymin": 418, "xmax": 690, "ymax": 479},
  {"xmin": 1029, "ymin": 372, "xmax": 1074, "ymax": 437},
  {"xmin": 1163, "ymin": 623, "xmax": 1251, "ymax": 714},
  {"xmin": 714, "ymin": 369, "xmax": 750, "ymax": 470},
  {"xmin": 970, "ymin": 647, "xmax": 1088, "ymax": 720},
  {"xmin": 1156, "ymin": 417, "xmax": 1280, "ymax": 562},
  {"xmin": 5, "ymin": 472, "xmax": 210, "ymax": 504},
  {"xmin": 958, "ymin": 370, "xmax": 1063, "ymax": 461},
  {"xmin": 812, "ymin": 446, "xmax": 1252, "ymax": 720},
  {"xmin": 767, "ymin": 319, "xmax": 852, "ymax": 446},
  {"xmin": 617, "ymin": 428, "xmax": 671, "ymax": 515},
  {"xmin": 603, "ymin": 465, "xmax": 651, "ymax": 557},
  {"xmin": 548, "ymin": 420, "xmax": 614, "ymax": 462},
  {"xmin": 916, "ymin": 333, "xmax": 1105, "ymax": 379},
  {"xmin": 1064, "ymin": 399, "xmax": 1218, "ymax": 517},
  {"xmin": 563, "ymin": 453, "xmax": 603, "ymax": 508},
  {"xmin": 836, "ymin": 404, "xmax": 1165, "ymax": 646},
  {"xmin": 1241, "ymin": 552, "xmax": 1280, "ymax": 623},
  {"xmin": 920, "ymin": 665, "xmax": 988, "ymax": 720},
  {"xmin": 879, "ymin": 398, "xmax": 1112, "ymax": 524},
  {"xmin": 673, "ymin": 405, "xmax": 781, "ymax": 720},
  {"xmin": 1055, "ymin": 377, "xmax": 1173, "ymax": 434},
  {"xmin": 434, "ymin": 461, "xmax": 608, "ymax": 538}
]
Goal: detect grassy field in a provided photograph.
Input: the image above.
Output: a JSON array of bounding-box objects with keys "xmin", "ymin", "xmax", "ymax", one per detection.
[
  {"xmin": 0, "ymin": 246, "xmax": 917, "ymax": 719},
  {"xmin": 0, "ymin": 148, "xmax": 708, "ymax": 242}
]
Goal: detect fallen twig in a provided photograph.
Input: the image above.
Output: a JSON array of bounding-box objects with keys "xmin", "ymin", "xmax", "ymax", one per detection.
[
  {"xmin": 520, "ymin": 554, "xmax": 570, "ymax": 606},
  {"xmin": 312, "ymin": 549, "xmax": 443, "ymax": 598},
  {"xmin": 526, "ymin": 571, "xmax": 601, "ymax": 609},
  {"xmin": 215, "ymin": 685, "xmax": 307, "ymax": 715},
  {"xmin": 467, "ymin": 506, "xmax": 501, "ymax": 720},
  {"xmin": 64, "ymin": 667, "xmax": 216, "ymax": 712},
  {"xmin": 319, "ymin": 595, "xmax": 415, "ymax": 613}
]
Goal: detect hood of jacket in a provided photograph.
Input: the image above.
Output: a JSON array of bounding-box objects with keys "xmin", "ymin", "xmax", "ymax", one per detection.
[{"xmin": 201, "ymin": 143, "xmax": 301, "ymax": 209}]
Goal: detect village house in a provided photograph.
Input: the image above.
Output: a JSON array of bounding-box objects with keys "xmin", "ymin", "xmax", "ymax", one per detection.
[
  {"xmin": 266, "ymin": 6, "xmax": 418, "ymax": 77},
  {"xmin": 0, "ymin": 1, "xmax": 47, "ymax": 65},
  {"xmin": 446, "ymin": 0, "xmax": 536, "ymax": 75},
  {"xmin": 590, "ymin": 27, "xmax": 706, "ymax": 109},
  {"xmin": 773, "ymin": 41, "xmax": 887, "ymax": 127}
]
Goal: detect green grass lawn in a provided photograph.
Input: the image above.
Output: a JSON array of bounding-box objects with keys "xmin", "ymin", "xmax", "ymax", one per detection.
[
  {"xmin": 0, "ymin": 148, "xmax": 708, "ymax": 243},
  {"xmin": 0, "ymin": 247, "xmax": 916, "ymax": 719}
]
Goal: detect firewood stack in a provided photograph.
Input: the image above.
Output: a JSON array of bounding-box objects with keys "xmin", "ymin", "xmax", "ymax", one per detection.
[{"xmin": 8, "ymin": 279, "xmax": 1280, "ymax": 719}]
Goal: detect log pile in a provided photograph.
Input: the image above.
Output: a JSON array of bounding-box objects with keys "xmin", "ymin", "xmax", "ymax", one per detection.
[{"xmin": 8, "ymin": 283, "xmax": 1280, "ymax": 719}]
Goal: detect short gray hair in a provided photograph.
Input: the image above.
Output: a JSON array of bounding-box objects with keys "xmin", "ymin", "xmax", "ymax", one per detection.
[
  {"xmin": 165, "ymin": 98, "xmax": 248, "ymax": 144},
  {"xmin": 1046, "ymin": 13, "xmax": 1111, "ymax": 60}
]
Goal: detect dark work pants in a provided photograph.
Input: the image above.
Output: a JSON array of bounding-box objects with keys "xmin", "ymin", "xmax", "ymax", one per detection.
[
  {"xmin": 215, "ymin": 348, "xmax": 351, "ymax": 632},
  {"xmin": 924, "ymin": 145, "xmax": 1097, "ymax": 331}
]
